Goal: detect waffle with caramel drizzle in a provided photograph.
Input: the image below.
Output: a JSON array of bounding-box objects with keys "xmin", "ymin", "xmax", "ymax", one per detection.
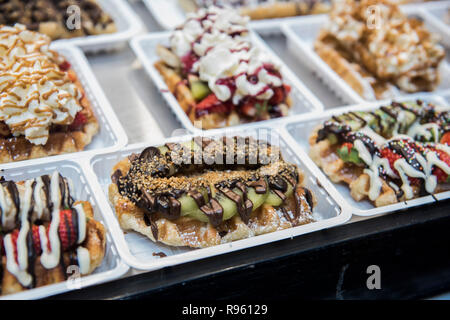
[
  {"xmin": 0, "ymin": 171, "xmax": 106, "ymax": 296},
  {"xmin": 0, "ymin": 24, "xmax": 99, "ymax": 163},
  {"xmin": 314, "ymin": 0, "xmax": 445, "ymax": 100},
  {"xmin": 109, "ymin": 136, "xmax": 316, "ymax": 248}
]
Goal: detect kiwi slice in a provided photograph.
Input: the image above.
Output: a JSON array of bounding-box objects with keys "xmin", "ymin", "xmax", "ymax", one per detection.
[
  {"xmin": 337, "ymin": 144, "xmax": 363, "ymax": 165},
  {"xmin": 246, "ymin": 186, "xmax": 268, "ymax": 210},
  {"xmin": 158, "ymin": 145, "xmax": 169, "ymax": 155},
  {"xmin": 264, "ymin": 180, "xmax": 293, "ymax": 207},
  {"xmin": 179, "ymin": 189, "xmax": 209, "ymax": 216},
  {"xmin": 214, "ymin": 191, "xmax": 239, "ymax": 221},
  {"xmin": 190, "ymin": 81, "xmax": 211, "ymax": 102},
  {"xmin": 179, "ymin": 194, "xmax": 200, "ymax": 215},
  {"xmin": 186, "ymin": 209, "xmax": 209, "ymax": 223}
]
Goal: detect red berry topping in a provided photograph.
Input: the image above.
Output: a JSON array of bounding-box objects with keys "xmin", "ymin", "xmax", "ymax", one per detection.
[
  {"xmin": 440, "ymin": 132, "xmax": 450, "ymax": 145},
  {"xmin": 342, "ymin": 142, "xmax": 353, "ymax": 153},
  {"xmin": 69, "ymin": 112, "xmax": 88, "ymax": 131},
  {"xmin": 429, "ymin": 148, "xmax": 450, "ymax": 183},
  {"xmin": 59, "ymin": 61, "xmax": 71, "ymax": 72},
  {"xmin": 269, "ymin": 86, "xmax": 285, "ymax": 106},
  {"xmin": 180, "ymin": 51, "xmax": 198, "ymax": 74},
  {"xmin": 10, "ymin": 229, "xmax": 19, "ymax": 263},
  {"xmin": 380, "ymin": 145, "xmax": 421, "ymax": 185},
  {"xmin": 195, "ymin": 93, "xmax": 232, "ymax": 118},
  {"xmin": 32, "ymin": 225, "xmax": 42, "ymax": 255}
]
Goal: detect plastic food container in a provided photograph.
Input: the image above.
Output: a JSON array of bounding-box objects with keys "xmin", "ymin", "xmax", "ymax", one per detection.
[
  {"xmin": 281, "ymin": 93, "xmax": 450, "ymax": 217},
  {"xmin": 85, "ymin": 127, "xmax": 352, "ymax": 270},
  {"xmin": 53, "ymin": 0, "xmax": 144, "ymax": 53},
  {"xmin": 0, "ymin": 159, "xmax": 129, "ymax": 300},
  {"xmin": 281, "ymin": 7, "xmax": 450, "ymax": 105},
  {"xmin": 130, "ymin": 31, "xmax": 324, "ymax": 134},
  {"xmin": 3, "ymin": 44, "xmax": 128, "ymax": 167}
]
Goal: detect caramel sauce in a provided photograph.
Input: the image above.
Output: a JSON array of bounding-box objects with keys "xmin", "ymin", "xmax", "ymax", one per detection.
[{"xmin": 0, "ymin": 25, "xmax": 83, "ymax": 145}]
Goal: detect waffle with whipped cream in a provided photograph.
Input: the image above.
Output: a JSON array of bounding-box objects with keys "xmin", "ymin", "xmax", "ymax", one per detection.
[
  {"xmin": 0, "ymin": 0, "xmax": 116, "ymax": 40},
  {"xmin": 309, "ymin": 100, "xmax": 450, "ymax": 207},
  {"xmin": 0, "ymin": 171, "xmax": 106, "ymax": 296},
  {"xmin": 314, "ymin": 0, "xmax": 445, "ymax": 100},
  {"xmin": 109, "ymin": 136, "xmax": 316, "ymax": 248},
  {"xmin": 0, "ymin": 24, "xmax": 99, "ymax": 163},
  {"xmin": 155, "ymin": 6, "xmax": 293, "ymax": 130}
]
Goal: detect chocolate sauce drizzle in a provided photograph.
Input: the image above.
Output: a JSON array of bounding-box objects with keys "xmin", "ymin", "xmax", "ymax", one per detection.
[
  {"xmin": 0, "ymin": 173, "xmax": 83, "ymax": 289},
  {"xmin": 114, "ymin": 137, "xmax": 310, "ymax": 229}
]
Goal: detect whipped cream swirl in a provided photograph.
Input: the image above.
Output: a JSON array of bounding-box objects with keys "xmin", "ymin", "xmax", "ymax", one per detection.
[{"xmin": 0, "ymin": 24, "xmax": 82, "ymax": 145}]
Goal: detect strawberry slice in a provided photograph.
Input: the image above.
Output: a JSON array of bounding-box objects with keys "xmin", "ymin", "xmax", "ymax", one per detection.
[
  {"xmin": 440, "ymin": 131, "xmax": 450, "ymax": 145},
  {"xmin": 59, "ymin": 61, "xmax": 71, "ymax": 72},
  {"xmin": 195, "ymin": 93, "xmax": 232, "ymax": 118},
  {"xmin": 240, "ymin": 98, "xmax": 257, "ymax": 117},
  {"xmin": 58, "ymin": 209, "xmax": 77, "ymax": 251},
  {"xmin": 69, "ymin": 112, "xmax": 88, "ymax": 131},
  {"xmin": 10, "ymin": 230, "xmax": 19, "ymax": 264},
  {"xmin": 32, "ymin": 225, "xmax": 42, "ymax": 254},
  {"xmin": 429, "ymin": 147, "xmax": 450, "ymax": 183},
  {"xmin": 380, "ymin": 146, "xmax": 421, "ymax": 185},
  {"xmin": 342, "ymin": 142, "xmax": 353, "ymax": 153}
]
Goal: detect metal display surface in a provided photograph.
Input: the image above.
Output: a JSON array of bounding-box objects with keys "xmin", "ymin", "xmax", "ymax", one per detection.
[{"xmin": 16, "ymin": 0, "xmax": 448, "ymax": 299}]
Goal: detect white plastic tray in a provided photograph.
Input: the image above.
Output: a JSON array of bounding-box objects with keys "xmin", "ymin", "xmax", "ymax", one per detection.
[
  {"xmin": 281, "ymin": 8, "xmax": 450, "ymax": 105},
  {"xmin": 86, "ymin": 127, "xmax": 352, "ymax": 270},
  {"xmin": 2, "ymin": 44, "xmax": 128, "ymax": 168},
  {"xmin": 0, "ymin": 159, "xmax": 129, "ymax": 300},
  {"xmin": 281, "ymin": 93, "xmax": 450, "ymax": 217},
  {"xmin": 53, "ymin": 0, "xmax": 143, "ymax": 53},
  {"xmin": 130, "ymin": 31, "xmax": 324, "ymax": 134}
]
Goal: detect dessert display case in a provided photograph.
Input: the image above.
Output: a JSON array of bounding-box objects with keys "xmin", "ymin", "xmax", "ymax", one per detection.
[{"xmin": 0, "ymin": 0, "xmax": 449, "ymax": 300}]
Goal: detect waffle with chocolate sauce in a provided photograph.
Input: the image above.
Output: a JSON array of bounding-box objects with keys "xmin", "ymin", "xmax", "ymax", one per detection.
[
  {"xmin": 109, "ymin": 136, "xmax": 316, "ymax": 248},
  {"xmin": 0, "ymin": 0, "xmax": 116, "ymax": 40},
  {"xmin": 0, "ymin": 24, "xmax": 99, "ymax": 163},
  {"xmin": 314, "ymin": 0, "xmax": 445, "ymax": 100},
  {"xmin": 0, "ymin": 172, "xmax": 106, "ymax": 296},
  {"xmin": 178, "ymin": 0, "xmax": 332, "ymax": 19},
  {"xmin": 309, "ymin": 100, "xmax": 450, "ymax": 207}
]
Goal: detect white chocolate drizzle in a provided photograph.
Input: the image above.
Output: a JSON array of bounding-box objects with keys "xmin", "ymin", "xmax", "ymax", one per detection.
[{"xmin": 1, "ymin": 171, "xmax": 90, "ymax": 287}]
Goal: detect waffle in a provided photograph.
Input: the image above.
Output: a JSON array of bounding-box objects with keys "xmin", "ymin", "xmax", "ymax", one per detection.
[
  {"xmin": 0, "ymin": 68, "xmax": 99, "ymax": 163},
  {"xmin": 308, "ymin": 100, "xmax": 450, "ymax": 207},
  {"xmin": 0, "ymin": 173, "xmax": 106, "ymax": 295},
  {"xmin": 108, "ymin": 137, "xmax": 316, "ymax": 248},
  {"xmin": 178, "ymin": 0, "xmax": 332, "ymax": 19},
  {"xmin": 0, "ymin": 0, "xmax": 116, "ymax": 40},
  {"xmin": 0, "ymin": 25, "xmax": 100, "ymax": 163}
]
